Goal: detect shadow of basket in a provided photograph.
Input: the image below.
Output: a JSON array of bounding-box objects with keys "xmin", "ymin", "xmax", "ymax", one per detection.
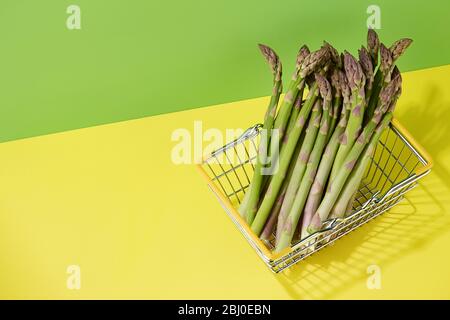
[{"xmin": 275, "ymin": 172, "xmax": 450, "ymax": 299}]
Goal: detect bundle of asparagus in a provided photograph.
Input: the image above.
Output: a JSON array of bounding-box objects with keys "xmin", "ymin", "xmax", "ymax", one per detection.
[{"xmin": 239, "ymin": 29, "xmax": 412, "ymax": 252}]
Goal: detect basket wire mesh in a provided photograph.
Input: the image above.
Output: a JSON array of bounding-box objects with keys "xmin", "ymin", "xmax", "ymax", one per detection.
[{"xmin": 198, "ymin": 119, "xmax": 432, "ymax": 273}]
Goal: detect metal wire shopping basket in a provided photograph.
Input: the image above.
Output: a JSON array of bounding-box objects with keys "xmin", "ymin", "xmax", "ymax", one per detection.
[{"xmin": 197, "ymin": 118, "xmax": 433, "ymax": 273}]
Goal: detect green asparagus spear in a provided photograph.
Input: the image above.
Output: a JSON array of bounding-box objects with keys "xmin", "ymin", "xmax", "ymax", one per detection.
[
  {"xmin": 344, "ymin": 191, "xmax": 357, "ymax": 217},
  {"xmin": 276, "ymin": 99, "xmax": 322, "ymax": 242},
  {"xmin": 250, "ymin": 85, "xmax": 319, "ymax": 235},
  {"xmin": 238, "ymin": 184, "xmax": 252, "ymax": 217},
  {"xmin": 390, "ymin": 38, "xmax": 413, "ymax": 62},
  {"xmin": 308, "ymin": 74, "xmax": 401, "ymax": 233},
  {"xmin": 244, "ymin": 44, "xmax": 283, "ymax": 224},
  {"xmin": 329, "ymin": 96, "xmax": 341, "ymax": 140},
  {"xmin": 331, "ymin": 69, "xmax": 402, "ymax": 219},
  {"xmin": 329, "ymin": 52, "xmax": 366, "ymax": 182},
  {"xmin": 250, "ymin": 48, "xmax": 330, "ymax": 235},
  {"xmin": 327, "ymin": 68, "xmax": 343, "ymax": 143},
  {"xmin": 260, "ymin": 181, "xmax": 286, "ymax": 241},
  {"xmin": 331, "ymin": 86, "xmax": 401, "ymax": 219},
  {"xmin": 308, "ymin": 112, "xmax": 393, "ymax": 233},
  {"xmin": 260, "ymin": 137, "xmax": 302, "ymax": 240},
  {"xmin": 283, "ymin": 84, "xmax": 305, "ymax": 144},
  {"xmin": 276, "ymin": 74, "xmax": 333, "ymax": 251},
  {"xmin": 329, "ymin": 129, "xmax": 378, "ymax": 219},
  {"xmin": 260, "ymin": 46, "xmax": 310, "ymax": 191},
  {"xmin": 301, "ymin": 71, "xmax": 350, "ymax": 238}
]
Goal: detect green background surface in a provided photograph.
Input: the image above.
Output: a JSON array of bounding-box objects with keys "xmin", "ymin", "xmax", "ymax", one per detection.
[{"xmin": 1, "ymin": 0, "xmax": 449, "ymax": 142}]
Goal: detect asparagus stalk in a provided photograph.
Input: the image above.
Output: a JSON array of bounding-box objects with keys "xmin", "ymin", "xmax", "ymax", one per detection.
[
  {"xmin": 258, "ymin": 93, "xmax": 303, "ymax": 200},
  {"xmin": 250, "ymin": 84, "xmax": 319, "ymax": 235},
  {"xmin": 284, "ymin": 88, "xmax": 304, "ymax": 140},
  {"xmin": 263, "ymin": 94, "xmax": 310, "ymax": 190},
  {"xmin": 344, "ymin": 191, "xmax": 357, "ymax": 217},
  {"xmin": 260, "ymin": 140, "xmax": 302, "ymax": 240},
  {"xmin": 328, "ymin": 96, "xmax": 341, "ymax": 142},
  {"xmin": 276, "ymin": 74, "xmax": 333, "ymax": 251},
  {"xmin": 244, "ymin": 45, "xmax": 283, "ymax": 224},
  {"xmin": 330, "ymin": 86, "xmax": 400, "ymax": 219},
  {"xmin": 262, "ymin": 47, "xmax": 310, "ymax": 183},
  {"xmin": 250, "ymin": 47, "xmax": 330, "ymax": 235},
  {"xmin": 307, "ymin": 74, "xmax": 401, "ymax": 233},
  {"xmin": 301, "ymin": 72, "xmax": 350, "ymax": 238},
  {"xmin": 329, "ymin": 52, "xmax": 366, "ymax": 182},
  {"xmin": 329, "ymin": 129, "xmax": 378, "ymax": 219},
  {"xmin": 327, "ymin": 68, "xmax": 343, "ymax": 143},
  {"xmin": 308, "ymin": 112, "xmax": 393, "ymax": 232},
  {"xmin": 301, "ymin": 115, "xmax": 347, "ymax": 238},
  {"xmin": 260, "ymin": 181, "xmax": 286, "ymax": 241},
  {"xmin": 238, "ymin": 184, "xmax": 252, "ymax": 217},
  {"xmin": 332, "ymin": 72, "xmax": 406, "ymax": 219},
  {"xmin": 276, "ymin": 99, "xmax": 322, "ymax": 242}
]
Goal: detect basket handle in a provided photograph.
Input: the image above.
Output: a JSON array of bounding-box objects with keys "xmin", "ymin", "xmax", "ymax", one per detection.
[{"xmin": 209, "ymin": 124, "xmax": 263, "ymax": 159}]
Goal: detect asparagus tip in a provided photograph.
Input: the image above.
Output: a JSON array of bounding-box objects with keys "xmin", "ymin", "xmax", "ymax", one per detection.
[
  {"xmin": 339, "ymin": 70, "xmax": 351, "ymax": 105},
  {"xmin": 380, "ymin": 43, "xmax": 394, "ymax": 80},
  {"xmin": 330, "ymin": 68, "xmax": 342, "ymax": 96},
  {"xmin": 315, "ymin": 73, "xmax": 332, "ymax": 102},
  {"xmin": 296, "ymin": 45, "xmax": 311, "ymax": 69},
  {"xmin": 343, "ymin": 51, "xmax": 365, "ymax": 90},
  {"xmin": 390, "ymin": 38, "xmax": 413, "ymax": 61},
  {"xmin": 300, "ymin": 47, "xmax": 330, "ymax": 78},
  {"xmin": 359, "ymin": 46, "xmax": 373, "ymax": 75},
  {"xmin": 367, "ymin": 28, "xmax": 380, "ymax": 65},
  {"xmin": 323, "ymin": 41, "xmax": 340, "ymax": 67},
  {"xmin": 258, "ymin": 43, "xmax": 282, "ymax": 76}
]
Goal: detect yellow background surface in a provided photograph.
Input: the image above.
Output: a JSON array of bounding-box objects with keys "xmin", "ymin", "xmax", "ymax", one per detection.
[{"xmin": 1, "ymin": 65, "xmax": 450, "ymax": 299}]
